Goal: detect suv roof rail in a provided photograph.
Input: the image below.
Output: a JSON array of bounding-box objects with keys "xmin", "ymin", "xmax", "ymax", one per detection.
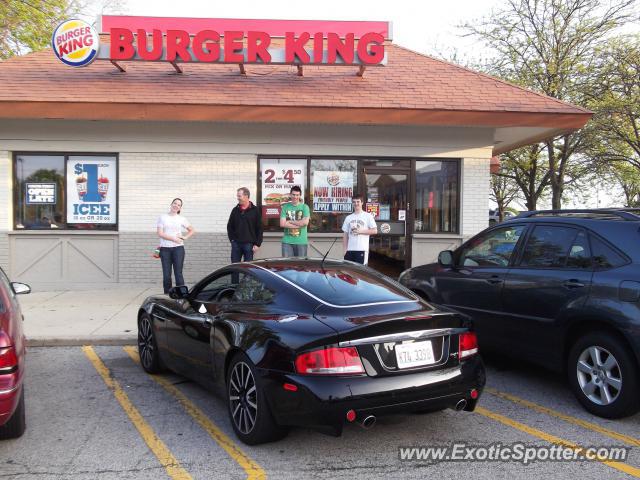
[{"xmin": 515, "ymin": 208, "xmax": 640, "ymax": 220}]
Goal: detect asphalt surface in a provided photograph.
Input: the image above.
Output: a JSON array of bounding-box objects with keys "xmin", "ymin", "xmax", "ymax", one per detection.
[{"xmin": 1, "ymin": 347, "xmax": 639, "ymax": 479}]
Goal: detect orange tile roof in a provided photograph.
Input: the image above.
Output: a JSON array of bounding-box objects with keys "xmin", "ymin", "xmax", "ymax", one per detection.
[{"xmin": 0, "ymin": 41, "xmax": 591, "ymax": 132}]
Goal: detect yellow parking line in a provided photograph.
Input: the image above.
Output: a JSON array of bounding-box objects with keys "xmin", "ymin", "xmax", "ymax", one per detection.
[
  {"xmin": 82, "ymin": 346, "xmax": 192, "ymax": 480},
  {"xmin": 475, "ymin": 406, "xmax": 640, "ymax": 478},
  {"xmin": 123, "ymin": 346, "xmax": 265, "ymax": 480},
  {"xmin": 486, "ymin": 387, "xmax": 640, "ymax": 447}
]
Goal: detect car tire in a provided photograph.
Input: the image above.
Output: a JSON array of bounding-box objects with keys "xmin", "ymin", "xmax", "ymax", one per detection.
[
  {"xmin": 138, "ymin": 313, "xmax": 165, "ymax": 374},
  {"xmin": 0, "ymin": 386, "xmax": 26, "ymax": 439},
  {"xmin": 226, "ymin": 352, "xmax": 288, "ymax": 445},
  {"xmin": 567, "ymin": 331, "xmax": 640, "ymax": 419}
]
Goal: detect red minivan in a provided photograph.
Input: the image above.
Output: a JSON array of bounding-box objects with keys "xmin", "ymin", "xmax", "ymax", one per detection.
[{"xmin": 0, "ymin": 267, "xmax": 29, "ymax": 439}]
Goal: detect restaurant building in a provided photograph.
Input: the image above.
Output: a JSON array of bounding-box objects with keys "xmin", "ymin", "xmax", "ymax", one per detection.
[{"xmin": 0, "ymin": 16, "xmax": 591, "ymax": 288}]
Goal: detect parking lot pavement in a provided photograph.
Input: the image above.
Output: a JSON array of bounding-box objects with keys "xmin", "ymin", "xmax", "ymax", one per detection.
[{"xmin": 1, "ymin": 348, "xmax": 639, "ymax": 480}]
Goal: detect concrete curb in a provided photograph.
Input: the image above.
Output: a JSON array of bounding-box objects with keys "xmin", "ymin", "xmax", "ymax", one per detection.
[{"xmin": 27, "ymin": 336, "xmax": 137, "ymax": 347}]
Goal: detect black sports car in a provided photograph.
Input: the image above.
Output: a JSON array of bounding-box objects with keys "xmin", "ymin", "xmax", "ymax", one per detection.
[{"xmin": 137, "ymin": 259, "xmax": 485, "ymax": 445}]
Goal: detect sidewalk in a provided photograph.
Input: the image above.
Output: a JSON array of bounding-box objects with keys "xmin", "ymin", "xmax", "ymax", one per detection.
[{"xmin": 20, "ymin": 284, "xmax": 162, "ymax": 346}]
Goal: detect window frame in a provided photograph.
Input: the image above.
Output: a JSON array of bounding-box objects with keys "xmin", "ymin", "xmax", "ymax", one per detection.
[
  {"xmin": 257, "ymin": 155, "xmax": 461, "ymax": 235},
  {"xmin": 12, "ymin": 151, "xmax": 119, "ymax": 231}
]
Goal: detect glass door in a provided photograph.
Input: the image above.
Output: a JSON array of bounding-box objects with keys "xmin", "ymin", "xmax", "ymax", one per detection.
[{"xmin": 364, "ymin": 170, "xmax": 410, "ymax": 278}]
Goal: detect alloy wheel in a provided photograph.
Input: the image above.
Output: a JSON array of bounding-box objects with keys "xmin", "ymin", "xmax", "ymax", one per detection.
[
  {"xmin": 138, "ymin": 316, "xmax": 154, "ymax": 369},
  {"xmin": 228, "ymin": 361, "xmax": 258, "ymax": 435},
  {"xmin": 576, "ymin": 345, "xmax": 622, "ymax": 406}
]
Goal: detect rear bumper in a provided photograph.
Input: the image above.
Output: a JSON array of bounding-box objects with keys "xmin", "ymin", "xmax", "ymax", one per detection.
[
  {"xmin": 262, "ymin": 355, "xmax": 485, "ymax": 435},
  {"xmin": 0, "ymin": 383, "xmax": 22, "ymax": 427}
]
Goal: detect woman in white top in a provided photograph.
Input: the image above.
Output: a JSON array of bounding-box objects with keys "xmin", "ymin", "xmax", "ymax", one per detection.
[{"xmin": 157, "ymin": 198, "xmax": 195, "ymax": 293}]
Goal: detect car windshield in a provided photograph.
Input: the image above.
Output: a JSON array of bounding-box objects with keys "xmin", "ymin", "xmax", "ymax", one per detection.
[{"xmin": 272, "ymin": 265, "xmax": 416, "ymax": 306}]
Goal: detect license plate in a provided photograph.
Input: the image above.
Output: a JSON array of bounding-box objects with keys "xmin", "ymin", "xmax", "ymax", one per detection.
[{"xmin": 395, "ymin": 340, "xmax": 436, "ymax": 369}]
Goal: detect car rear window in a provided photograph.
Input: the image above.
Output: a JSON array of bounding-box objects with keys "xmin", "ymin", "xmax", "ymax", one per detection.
[
  {"xmin": 274, "ymin": 267, "xmax": 416, "ymax": 306},
  {"xmin": 590, "ymin": 236, "xmax": 628, "ymax": 269}
]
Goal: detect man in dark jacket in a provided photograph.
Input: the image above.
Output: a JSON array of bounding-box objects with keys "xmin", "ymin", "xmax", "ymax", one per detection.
[{"xmin": 227, "ymin": 187, "xmax": 263, "ymax": 262}]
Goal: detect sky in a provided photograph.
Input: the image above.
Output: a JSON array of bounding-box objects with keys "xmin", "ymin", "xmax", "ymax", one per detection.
[{"xmin": 91, "ymin": 0, "xmax": 626, "ymax": 209}]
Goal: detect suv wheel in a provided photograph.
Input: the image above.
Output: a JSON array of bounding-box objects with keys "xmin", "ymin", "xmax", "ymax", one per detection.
[{"xmin": 568, "ymin": 332, "xmax": 639, "ymax": 418}]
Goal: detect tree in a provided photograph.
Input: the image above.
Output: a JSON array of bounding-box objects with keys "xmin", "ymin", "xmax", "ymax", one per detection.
[
  {"xmin": 499, "ymin": 143, "xmax": 549, "ymax": 211},
  {"xmin": 0, "ymin": 0, "xmax": 126, "ymax": 60},
  {"xmin": 464, "ymin": 0, "xmax": 637, "ymax": 208},
  {"xmin": 0, "ymin": 0, "xmax": 75, "ymax": 59},
  {"xmin": 491, "ymin": 163, "xmax": 521, "ymax": 220}
]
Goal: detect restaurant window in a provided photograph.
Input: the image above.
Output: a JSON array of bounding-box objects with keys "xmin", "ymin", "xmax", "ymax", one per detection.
[
  {"xmin": 13, "ymin": 153, "xmax": 118, "ymax": 230},
  {"xmin": 309, "ymin": 159, "xmax": 357, "ymax": 233},
  {"xmin": 259, "ymin": 158, "xmax": 307, "ymax": 230},
  {"xmin": 414, "ymin": 160, "xmax": 459, "ymax": 233}
]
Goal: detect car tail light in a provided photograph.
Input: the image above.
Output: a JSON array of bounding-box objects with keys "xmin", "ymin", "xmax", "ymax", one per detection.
[
  {"xmin": 459, "ymin": 332, "xmax": 478, "ymax": 359},
  {"xmin": 295, "ymin": 346, "xmax": 365, "ymax": 375},
  {"xmin": 0, "ymin": 346, "xmax": 18, "ymax": 372}
]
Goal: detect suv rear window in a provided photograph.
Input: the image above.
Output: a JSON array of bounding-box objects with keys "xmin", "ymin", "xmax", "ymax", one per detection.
[
  {"xmin": 275, "ymin": 267, "xmax": 416, "ymax": 306},
  {"xmin": 590, "ymin": 236, "xmax": 628, "ymax": 269}
]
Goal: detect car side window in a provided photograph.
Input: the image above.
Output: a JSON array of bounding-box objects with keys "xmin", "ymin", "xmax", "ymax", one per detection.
[
  {"xmin": 520, "ymin": 225, "xmax": 580, "ymax": 268},
  {"xmin": 566, "ymin": 231, "xmax": 592, "ymax": 269},
  {"xmin": 590, "ymin": 235, "xmax": 628, "ymax": 270},
  {"xmin": 458, "ymin": 225, "xmax": 526, "ymax": 267},
  {"xmin": 232, "ymin": 275, "xmax": 274, "ymax": 304},
  {"xmin": 194, "ymin": 272, "xmax": 243, "ymax": 302}
]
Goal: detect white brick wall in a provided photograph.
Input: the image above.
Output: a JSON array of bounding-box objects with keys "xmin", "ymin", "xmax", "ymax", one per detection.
[
  {"xmin": 0, "ymin": 151, "xmax": 10, "ymax": 231},
  {"xmin": 0, "ymin": 151, "xmax": 10, "ymax": 271},
  {"xmin": 461, "ymin": 157, "xmax": 490, "ymax": 237},
  {"xmin": 118, "ymin": 152, "xmax": 257, "ymax": 233}
]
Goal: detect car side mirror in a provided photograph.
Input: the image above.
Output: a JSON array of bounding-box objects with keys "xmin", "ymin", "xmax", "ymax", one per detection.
[
  {"xmin": 169, "ymin": 285, "xmax": 189, "ymax": 299},
  {"xmin": 11, "ymin": 282, "xmax": 31, "ymax": 295},
  {"xmin": 438, "ymin": 250, "xmax": 454, "ymax": 268}
]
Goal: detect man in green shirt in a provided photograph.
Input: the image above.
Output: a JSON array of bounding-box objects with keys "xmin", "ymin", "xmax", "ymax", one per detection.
[{"xmin": 279, "ymin": 185, "xmax": 310, "ymax": 257}]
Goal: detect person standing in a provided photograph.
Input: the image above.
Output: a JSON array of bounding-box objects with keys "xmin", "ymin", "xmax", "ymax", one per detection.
[
  {"xmin": 342, "ymin": 194, "xmax": 377, "ymax": 265},
  {"xmin": 227, "ymin": 187, "xmax": 263, "ymax": 262},
  {"xmin": 157, "ymin": 198, "xmax": 195, "ymax": 293},
  {"xmin": 279, "ymin": 185, "xmax": 310, "ymax": 257}
]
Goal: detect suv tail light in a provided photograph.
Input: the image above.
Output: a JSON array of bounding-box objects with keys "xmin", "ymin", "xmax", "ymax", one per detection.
[
  {"xmin": 459, "ymin": 332, "xmax": 478, "ymax": 359},
  {"xmin": 295, "ymin": 346, "xmax": 365, "ymax": 375}
]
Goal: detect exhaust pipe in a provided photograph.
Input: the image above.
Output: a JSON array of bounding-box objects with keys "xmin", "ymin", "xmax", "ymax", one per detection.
[
  {"xmin": 358, "ymin": 415, "xmax": 377, "ymax": 429},
  {"xmin": 455, "ymin": 399, "xmax": 467, "ymax": 411}
]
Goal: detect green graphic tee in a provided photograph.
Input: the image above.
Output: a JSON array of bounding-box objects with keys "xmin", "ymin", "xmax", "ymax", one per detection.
[{"xmin": 280, "ymin": 203, "xmax": 310, "ymax": 245}]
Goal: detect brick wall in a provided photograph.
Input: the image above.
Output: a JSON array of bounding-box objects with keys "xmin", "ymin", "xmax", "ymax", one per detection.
[
  {"xmin": 0, "ymin": 151, "xmax": 10, "ymax": 271},
  {"xmin": 118, "ymin": 152, "xmax": 257, "ymax": 233},
  {"xmin": 461, "ymin": 157, "xmax": 490, "ymax": 238},
  {"xmin": 118, "ymin": 232, "xmax": 231, "ymax": 284},
  {"xmin": 116, "ymin": 152, "xmax": 255, "ymax": 284}
]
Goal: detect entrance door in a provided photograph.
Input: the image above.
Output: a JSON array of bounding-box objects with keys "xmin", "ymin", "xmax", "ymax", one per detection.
[{"xmin": 364, "ymin": 170, "xmax": 410, "ymax": 278}]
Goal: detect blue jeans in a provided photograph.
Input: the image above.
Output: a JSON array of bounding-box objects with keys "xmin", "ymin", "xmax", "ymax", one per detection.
[
  {"xmin": 344, "ymin": 250, "xmax": 366, "ymax": 264},
  {"xmin": 282, "ymin": 243, "xmax": 308, "ymax": 257},
  {"xmin": 160, "ymin": 246, "xmax": 185, "ymax": 293},
  {"xmin": 231, "ymin": 241, "xmax": 254, "ymax": 263}
]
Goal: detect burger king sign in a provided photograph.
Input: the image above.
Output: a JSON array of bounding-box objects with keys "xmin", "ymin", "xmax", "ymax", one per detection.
[{"xmin": 52, "ymin": 19, "xmax": 99, "ymax": 67}]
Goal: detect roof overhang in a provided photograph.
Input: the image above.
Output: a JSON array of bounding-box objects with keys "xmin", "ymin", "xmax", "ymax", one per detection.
[{"xmin": 0, "ymin": 101, "xmax": 591, "ymax": 155}]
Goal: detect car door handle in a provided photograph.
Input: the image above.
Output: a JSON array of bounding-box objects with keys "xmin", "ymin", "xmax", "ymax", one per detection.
[
  {"xmin": 563, "ymin": 280, "xmax": 585, "ymax": 289},
  {"xmin": 486, "ymin": 276, "xmax": 503, "ymax": 285}
]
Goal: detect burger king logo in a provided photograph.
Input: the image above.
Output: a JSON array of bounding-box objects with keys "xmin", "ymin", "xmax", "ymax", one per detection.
[{"xmin": 52, "ymin": 19, "xmax": 99, "ymax": 67}]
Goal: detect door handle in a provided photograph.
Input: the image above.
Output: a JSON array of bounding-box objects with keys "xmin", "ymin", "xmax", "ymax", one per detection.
[
  {"xmin": 486, "ymin": 276, "xmax": 503, "ymax": 285},
  {"xmin": 563, "ymin": 280, "xmax": 585, "ymax": 289}
]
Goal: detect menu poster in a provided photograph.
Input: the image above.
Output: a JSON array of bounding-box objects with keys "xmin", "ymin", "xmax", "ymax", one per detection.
[
  {"xmin": 312, "ymin": 171, "xmax": 354, "ymax": 213},
  {"xmin": 66, "ymin": 158, "xmax": 117, "ymax": 224},
  {"xmin": 261, "ymin": 159, "xmax": 306, "ymax": 218}
]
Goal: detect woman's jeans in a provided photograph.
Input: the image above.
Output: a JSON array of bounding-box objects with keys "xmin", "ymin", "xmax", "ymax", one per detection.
[{"xmin": 160, "ymin": 246, "xmax": 185, "ymax": 293}]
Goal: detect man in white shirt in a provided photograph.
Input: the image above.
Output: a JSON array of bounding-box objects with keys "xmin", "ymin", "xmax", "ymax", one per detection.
[{"xmin": 342, "ymin": 194, "xmax": 377, "ymax": 265}]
